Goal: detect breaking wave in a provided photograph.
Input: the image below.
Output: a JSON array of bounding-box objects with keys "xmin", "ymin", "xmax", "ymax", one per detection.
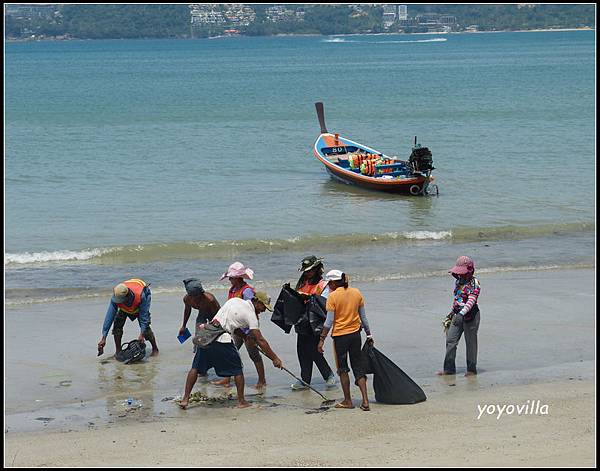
[
  {"xmin": 4, "ymin": 248, "xmax": 118, "ymax": 265},
  {"xmin": 5, "ymin": 222, "xmax": 594, "ymax": 268}
]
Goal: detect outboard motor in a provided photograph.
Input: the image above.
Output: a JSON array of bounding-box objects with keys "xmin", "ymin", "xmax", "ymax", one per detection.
[{"xmin": 408, "ymin": 137, "xmax": 434, "ymax": 174}]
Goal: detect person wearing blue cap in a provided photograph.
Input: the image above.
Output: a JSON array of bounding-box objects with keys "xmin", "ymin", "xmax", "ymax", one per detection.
[{"xmin": 179, "ymin": 279, "xmax": 221, "ymax": 343}]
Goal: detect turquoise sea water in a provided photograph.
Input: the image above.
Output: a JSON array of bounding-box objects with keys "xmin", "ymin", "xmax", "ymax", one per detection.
[{"xmin": 5, "ymin": 31, "xmax": 596, "ymax": 303}]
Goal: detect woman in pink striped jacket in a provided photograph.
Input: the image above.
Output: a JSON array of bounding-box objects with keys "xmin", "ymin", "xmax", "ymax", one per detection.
[{"xmin": 438, "ymin": 256, "xmax": 481, "ymax": 376}]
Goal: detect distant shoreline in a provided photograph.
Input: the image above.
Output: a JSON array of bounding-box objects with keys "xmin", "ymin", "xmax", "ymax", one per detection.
[
  {"xmin": 329, "ymin": 27, "xmax": 594, "ymax": 37},
  {"xmin": 6, "ymin": 26, "xmax": 594, "ymax": 42},
  {"xmin": 460, "ymin": 26, "xmax": 594, "ymax": 34}
]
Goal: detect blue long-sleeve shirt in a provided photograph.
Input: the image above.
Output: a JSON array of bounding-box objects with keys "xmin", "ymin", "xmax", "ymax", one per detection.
[{"xmin": 101, "ymin": 288, "xmax": 151, "ymax": 337}]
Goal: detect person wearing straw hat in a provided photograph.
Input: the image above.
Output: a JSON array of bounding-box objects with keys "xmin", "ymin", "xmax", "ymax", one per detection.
[
  {"xmin": 438, "ymin": 256, "xmax": 482, "ymax": 377},
  {"xmin": 97, "ymin": 278, "xmax": 159, "ymax": 358},
  {"xmin": 179, "ymin": 290, "xmax": 283, "ymax": 409},
  {"xmin": 318, "ymin": 270, "xmax": 373, "ymax": 411},
  {"xmin": 211, "ymin": 262, "xmax": 267, "ymax": 390},
  {"xmin": 290, "ymin": 255, "xmax": 336, "ymax": 390}
]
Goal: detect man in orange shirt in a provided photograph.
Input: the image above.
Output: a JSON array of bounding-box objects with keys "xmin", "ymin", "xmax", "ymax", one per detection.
[{"xmin": 317, "ymin": 269, "xmax": 373, "ymax": 411}]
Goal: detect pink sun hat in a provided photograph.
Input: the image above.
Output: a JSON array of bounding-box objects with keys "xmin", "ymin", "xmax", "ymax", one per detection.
[
  {"xmin": 220, "ymin": 262, "xmax": 254, "ymax": 281},
  {"xmin": 449, "ymin": 256, "xmax": 475, "ymax": 275}
]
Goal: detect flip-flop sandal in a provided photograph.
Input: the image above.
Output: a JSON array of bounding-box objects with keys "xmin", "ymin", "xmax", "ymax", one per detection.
[
  {"xmin": 360, "ymin": 404, "xmax": 370, "ymax": 411},
  {"xmin": 334, "ymin": 402, "xmax": 354, "ymax": 409}
]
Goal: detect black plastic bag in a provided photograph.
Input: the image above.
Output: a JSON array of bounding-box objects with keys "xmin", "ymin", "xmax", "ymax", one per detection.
[
  {"xmin": 271, "ymin": 298, "xmax": 291, "ymax": 334},
  {"xmin": 294, "ymin": 317, "xmax": 312, "ymax": 335},
  {"xmin": 271, "ymin": 284, "xmax": 305, "ymax": 334},
  {"xmin": 115, "ymin": 340, "xmax": 146, "ymax": 364},
  {"xmin": 362, "ymin": 342, "xmax": 426, "ymax": 404},
  {"xmin": 307, "ymin": 295, "xmax": 327, "ymax": 336}
]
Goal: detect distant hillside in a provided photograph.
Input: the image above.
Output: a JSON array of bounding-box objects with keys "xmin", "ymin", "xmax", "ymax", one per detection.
[
  {"xmin": 5, "ymin": 4, "xmax": 190, "ymax": 39},
  {"xmin": 5, "ymin": 4, "xmax": 596, "ymax": 40},
  {"xmin": 403, "ymin": 4, "xmax": 595, "ymax": 31}
]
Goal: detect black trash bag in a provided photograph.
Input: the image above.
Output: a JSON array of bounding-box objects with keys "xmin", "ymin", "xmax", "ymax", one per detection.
[
  {"xmin": 307, "ymin": 295, "xmax": 327, "ymax": 336},
  {"xmin": 271, "ymin": 284, "xmax": 305, "ymax": 334},
  {"xmin": 294, "ymin": 315, "xmax": 312, "ymax": 335},
  {"xmin": 271, "ymin": 301, "xmax": 291, "ymax": 333},
  {"xmin": 362, "ymin": 341, "xmax": 426, "ymax": 404},
  {"xmin": 115, "ymin": 340, "xmax": 146, "ymax": 364}
]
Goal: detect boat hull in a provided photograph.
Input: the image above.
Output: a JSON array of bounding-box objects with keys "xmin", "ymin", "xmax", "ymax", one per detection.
[
  {"xmin": 323, "ymin": 163, "xmax": 430, "ymax": 194},
  {"xmin": 313, "ymin": 133, "xmax": 433, "ymax": 195}
]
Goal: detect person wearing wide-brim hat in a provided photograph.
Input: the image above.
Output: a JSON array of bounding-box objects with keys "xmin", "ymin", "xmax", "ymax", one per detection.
[
  {"xmin": 290, "ymin": 255, "xmax": 336, "ymax": 390},
  {"xmin": 211, "ymin": 262, "xmax": 267, "ymax": 390},
  {"xmin": 438, "ymin": 256, "xmax": 482, "ymax": 377}
]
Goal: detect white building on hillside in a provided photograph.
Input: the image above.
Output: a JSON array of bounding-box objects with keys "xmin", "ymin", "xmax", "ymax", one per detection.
[{"xmin": 382, "ymin": 4, "xmax": 398, "ymax": 28}]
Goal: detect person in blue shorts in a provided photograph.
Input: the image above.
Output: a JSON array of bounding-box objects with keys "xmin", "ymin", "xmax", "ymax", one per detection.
[{"xmin": 179, "ymin": 291, "xmax": 283, "ymax": 409}]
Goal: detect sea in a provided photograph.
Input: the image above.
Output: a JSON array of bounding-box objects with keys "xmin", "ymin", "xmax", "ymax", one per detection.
[{"xmin": 5, "ymin": 31, "xmax": 596, "ymax": 307}]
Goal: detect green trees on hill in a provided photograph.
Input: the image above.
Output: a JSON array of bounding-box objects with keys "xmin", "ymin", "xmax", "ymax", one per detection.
[
  {"xmin": 403, "ymin": 4, "xmax": 595, "ymax": 31},
  {"xmin": 4, "ymin": 4, "xmax": 596, "ymax": 40},
  {"xmin": 60, "ymin": 4, "xmax": 190, "ymax": 39},
  {"xmin": 243, "ymin": 5, "xmax": 383, "ymax": 36},
  {"xmin": 6, "ymin": 4, "xmax": 190, "ymax": 39}
]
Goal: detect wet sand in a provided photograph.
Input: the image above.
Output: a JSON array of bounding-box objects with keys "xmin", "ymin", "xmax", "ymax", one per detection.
[{"xmin": 4, "ymin": 268, "xmax": 596, "ymax": 466}]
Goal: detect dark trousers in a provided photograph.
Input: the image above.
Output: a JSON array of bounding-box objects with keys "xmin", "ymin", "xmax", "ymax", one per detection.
[
  {"xmin": 297, "ymin": 333, "xmax": 333, "ymax": 384},
  {"xmin": 443, "ymin": 311, "xmax": 480, "ymax": 374},
  {"xmin": 112, "ymin": 310, "xmax": 155, "ymax": 343}
]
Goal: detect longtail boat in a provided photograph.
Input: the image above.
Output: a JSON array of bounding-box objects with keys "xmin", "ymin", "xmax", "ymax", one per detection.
[{"xmin": 313, "ymin": 102, "xmax": 437, "ymax": 195}]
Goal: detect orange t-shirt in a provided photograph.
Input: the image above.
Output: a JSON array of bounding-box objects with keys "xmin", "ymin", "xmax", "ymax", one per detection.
[{"xmin": 325, "ymin": 286, "xmax": 364, "ymax": 337}]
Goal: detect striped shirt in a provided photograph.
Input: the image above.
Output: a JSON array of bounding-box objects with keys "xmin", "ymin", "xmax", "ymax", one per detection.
[{"xmin": 453, "ymin": 277, "xmax": 481, "ymax": 316}]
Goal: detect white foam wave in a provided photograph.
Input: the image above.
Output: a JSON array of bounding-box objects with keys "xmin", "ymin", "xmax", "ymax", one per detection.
[
  {"xmin": 322, "ymin": 37, "xmax": 352, "ymax": 43},
  {"xmin": 4, "ymin": 248, "xmax": 115, "ymax": 266},
  {"xmin": 325, "ymin": 37, "xmax": 447, "ymax": 44},
  {"xmin": 401, "ymin": 231, "xmax": 453, "ymax": 240},
  {"xmin": 368, "ymin": 38, "xmax": 447, "ymax": 44}
]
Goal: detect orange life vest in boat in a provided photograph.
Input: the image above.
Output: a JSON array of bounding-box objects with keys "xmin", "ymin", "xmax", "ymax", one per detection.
[
  {"xmin": 379, "ymin": 158, "xmax": 394, "ymax": 174},
  {"xmin": 228, "ymin": 283, "xmax": 255, "ymax": 300},
  {"xmin": 117, "ymin": 278, "xmax": 147, "ymax": 315},
  {"xmin": 349, "ymin": 153, "xmax": 366, "ymax": 169},
  {"xmin": 361, "ymin": 159, "xmax": 377, "ymax": 176}
]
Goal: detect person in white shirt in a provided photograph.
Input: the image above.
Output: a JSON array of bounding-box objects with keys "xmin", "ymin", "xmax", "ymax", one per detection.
[{"xmin": 179, "ymin": 291, "xmax": 283, "ymax": 409}]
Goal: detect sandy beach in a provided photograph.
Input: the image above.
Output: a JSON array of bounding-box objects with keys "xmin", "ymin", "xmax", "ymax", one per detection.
[
  {"xmin": 5, "ymin": 379, "xmax": 594, "ymax": 467},
  {"xmin": 4, "ymin": 268, "xmax": 596, "ymax": 466}
]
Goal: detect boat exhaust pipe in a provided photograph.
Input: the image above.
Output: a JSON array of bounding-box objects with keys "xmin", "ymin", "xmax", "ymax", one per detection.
[{"xmin": 315, "ymin": 102, "xmax": 328, "ymax": 134}]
